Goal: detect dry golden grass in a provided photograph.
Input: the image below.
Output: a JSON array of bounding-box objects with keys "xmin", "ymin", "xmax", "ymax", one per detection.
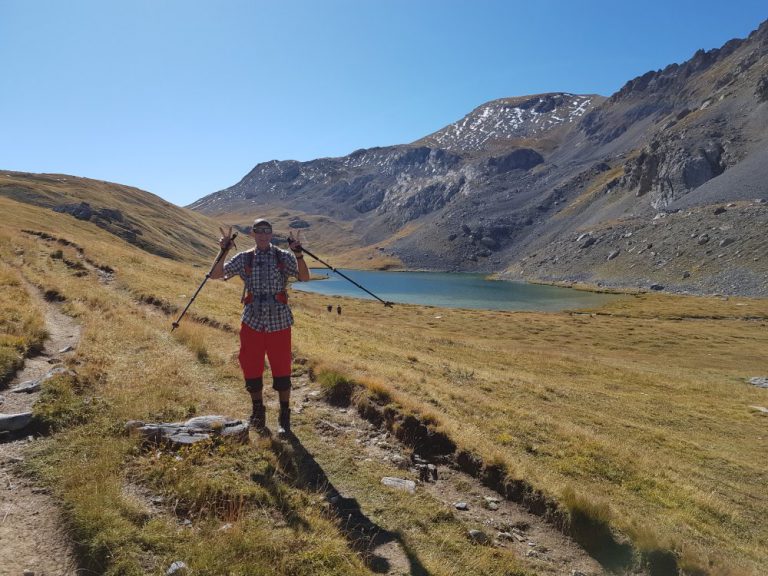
[
  {"xmin": 3, "ymin": 192, "xmax": 767, "ymax": 574},
  {"xmin": 0, "ymin": 254, "xmax": 47, "ymax": 383},
  {"xmin": 288, "ymin": 289, "xmax": 768, "ymax": 573}
]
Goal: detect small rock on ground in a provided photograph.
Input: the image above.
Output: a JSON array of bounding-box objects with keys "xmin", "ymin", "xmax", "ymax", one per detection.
[
  {"xmin": 468, "ymin": 529, "xmax": 490, "ymax": 545},
  {"xmin": 380, "ymin": 477, "xmax": 416, "ymax": 493}
]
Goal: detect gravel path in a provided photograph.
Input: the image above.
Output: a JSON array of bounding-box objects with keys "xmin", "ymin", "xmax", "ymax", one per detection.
[{"xmin": 0, "ymin": 285, "xmax": 80, "ymax": 576}]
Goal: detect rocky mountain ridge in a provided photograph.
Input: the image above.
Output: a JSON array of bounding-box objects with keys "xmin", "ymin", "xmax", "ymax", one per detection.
[{"xmin": 191, "ymin": 20, "xmax": 768, "ymax": 296}]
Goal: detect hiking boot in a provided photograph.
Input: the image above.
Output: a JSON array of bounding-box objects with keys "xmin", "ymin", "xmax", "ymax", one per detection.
[
  {"xmin": 249, "ymin": 405, "xmax": 266, "ymax": 431},
  {"xmin": 277, "ymin": 408, "xmax": 292, "ymax": 437}
]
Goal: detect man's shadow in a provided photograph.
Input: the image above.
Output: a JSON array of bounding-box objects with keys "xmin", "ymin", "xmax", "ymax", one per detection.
[{"xmin": 269, "ymin": 433, "xmax": 429, "ymax": 575}]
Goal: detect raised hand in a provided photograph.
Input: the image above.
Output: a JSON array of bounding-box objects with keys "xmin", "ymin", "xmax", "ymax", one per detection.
[
  {"xmin": 288, "ymin": 230, "xmax": 303, "ymax": 254},
  {"xmin": 218, "ymin": 226, "xmax": 235, "ymax": 251}
]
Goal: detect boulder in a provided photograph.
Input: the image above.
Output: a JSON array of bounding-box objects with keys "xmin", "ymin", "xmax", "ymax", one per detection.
[
  {"xmin": 580, "ymin": 237, "xmax": 596, "ymax": 249},
  {"xmin": 479, "ymin": 237, "xmax": 498, "ymax": 249},
  {"xmin": 381, "ymin": 477, "xmax": 416, "ymax": 493},
  {"xmin": 0, "ymin": 412, "xmax": 34, "ymax": 432}
]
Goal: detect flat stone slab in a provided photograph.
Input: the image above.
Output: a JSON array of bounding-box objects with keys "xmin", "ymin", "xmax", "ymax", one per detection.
[
  {"xmin": 381, "ymin": 477, "xmax": 416, "ymax": 493},
  {"xmin": 0, "ymin": 412, "xmax": 34, "ymax": 432},
  {"xmin": 748, "ymin": 377, "xmax": 768, "ymax": 389},
  {"xmin": 129, "ymin": 415, "xmax": 249, "ymax": 448},
  {"xmin": 11, "ymin": 366, "xmax": 75, "ymax": 393},
  {"xmin": 11, "ymin": 380, "xmax": 41, "ymax": 394}
]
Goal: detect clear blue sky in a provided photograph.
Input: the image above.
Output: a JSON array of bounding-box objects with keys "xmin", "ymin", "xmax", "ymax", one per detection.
[{"xmin": 1, "ymin": 1, "xmax": 765, "ymax": 207}]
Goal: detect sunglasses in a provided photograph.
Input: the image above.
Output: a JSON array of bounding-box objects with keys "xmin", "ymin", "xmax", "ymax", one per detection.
[{"xmin": 252, "ymin": 227, "xmax": 272, "ymax": 234}]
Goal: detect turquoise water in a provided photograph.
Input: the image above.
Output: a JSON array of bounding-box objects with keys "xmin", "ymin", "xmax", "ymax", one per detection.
[{"xmin": 292, "ymin": 269, "xmax": 619, "ymax": 311}]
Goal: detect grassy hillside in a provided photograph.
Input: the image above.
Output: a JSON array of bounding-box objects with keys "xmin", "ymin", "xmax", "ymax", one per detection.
[
  {"xmin": 2, "ymin": 187, "xmax": 767, "ymax": 575},
  {"xmin": 0, "ymin": 171, "xmax": 223, "ymax": 264}
]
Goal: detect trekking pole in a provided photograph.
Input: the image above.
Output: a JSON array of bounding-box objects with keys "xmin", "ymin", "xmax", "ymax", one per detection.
[
  {"xmin": 300, "ymin": 246, "xmax": 394, "ymax": 307},
  {"xmin": 171, "ymin": 232, "xmax": 238, "ymax": 330}
]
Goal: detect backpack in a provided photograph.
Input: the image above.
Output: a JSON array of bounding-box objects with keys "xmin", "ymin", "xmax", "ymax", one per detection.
[{"xmin": 241, "ymin": 245, "xmax": 289, "ymax": 305}]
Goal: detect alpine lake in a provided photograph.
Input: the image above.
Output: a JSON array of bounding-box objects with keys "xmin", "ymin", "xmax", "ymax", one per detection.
[{"xmin": 293, "ymin": 268, "xmax": 622, "ymax": 311}]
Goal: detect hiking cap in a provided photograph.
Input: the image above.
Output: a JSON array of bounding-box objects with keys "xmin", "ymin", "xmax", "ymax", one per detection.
[{"xmin": 252, "ymin": 218, "xmax": 272, "ymax": 232}]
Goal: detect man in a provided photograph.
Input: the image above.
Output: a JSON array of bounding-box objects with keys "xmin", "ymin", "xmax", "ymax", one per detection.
[{"xmin": 211, "ymin": 218, "xmax": 309, "ymax": 435}]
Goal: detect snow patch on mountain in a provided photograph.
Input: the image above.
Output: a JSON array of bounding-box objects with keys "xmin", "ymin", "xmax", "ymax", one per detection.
[{"xmin": 420, "ymin": 93, "xmax": 598, "ymax": 152}]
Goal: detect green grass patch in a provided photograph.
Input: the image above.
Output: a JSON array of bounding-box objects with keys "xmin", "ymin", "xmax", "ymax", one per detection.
[
  {"xmin": 134, "ymin": 441, "xmax": 278, "ymax": 520},
  {"xmin": 317, "ymin": 368, "xmax": 357, "ymax": 406},
  {"xmin": 34, "ymin": 371, "xmax": 102, "ymax": 431}
]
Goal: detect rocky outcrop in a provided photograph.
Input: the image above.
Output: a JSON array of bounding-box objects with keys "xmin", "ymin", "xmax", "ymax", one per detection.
[
  {"xmin": 54, "ymin": 202, "xmax": 125, "ymax": 223},
  {"xmin": 486, "ymin": 149, "xmax": 543, "ymax": 174},
  {"xmin": 620, "ymin": 139, "xmax": 726, "ymax": 208},
  {"xmin": 756, "ymin": 74, "xmax": 768, "ymax": 102},
  {"xmin": 53, "ymin": 201, "xmax": 93, "ymax": 220}
]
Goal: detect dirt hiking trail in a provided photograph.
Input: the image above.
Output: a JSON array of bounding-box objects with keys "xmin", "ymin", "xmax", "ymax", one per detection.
[{"xmin": 0, "ymin": 285, "xmax": 80, "ymax": 576}]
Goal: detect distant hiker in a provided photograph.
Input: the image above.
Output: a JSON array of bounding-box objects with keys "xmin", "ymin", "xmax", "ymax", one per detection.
[
  {"xmin": 337, "ymin": 305, "xmax": 342, "ymax": 315},
  {"xmin": 327, "ymin": 304, "xmax": 333, "ymax": 313},
  {"xmin": 211, "ymin": 219, "xmax": 309, "ymax": 435}
]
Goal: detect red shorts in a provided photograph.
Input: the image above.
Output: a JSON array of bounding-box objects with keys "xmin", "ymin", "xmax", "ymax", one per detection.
[{"xmin": 238, "ymin": 324, "xmax": 292, "ymax": 379}]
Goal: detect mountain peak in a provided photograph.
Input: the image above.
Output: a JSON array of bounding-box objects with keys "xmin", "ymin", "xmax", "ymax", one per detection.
[{"xmin": 415, "ymin": 93, "xmax": 604, "ymax": 153}]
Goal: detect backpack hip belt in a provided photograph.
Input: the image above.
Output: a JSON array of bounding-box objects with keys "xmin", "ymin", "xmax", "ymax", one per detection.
[{"xmin": 242, "ymin": 291, "xmax": 288, "ymax": 305}]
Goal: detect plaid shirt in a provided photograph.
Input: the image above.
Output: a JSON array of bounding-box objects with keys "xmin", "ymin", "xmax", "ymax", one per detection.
[{"xmin": 223, "ymin": 245, "xmax": 300, "ymax": 332}]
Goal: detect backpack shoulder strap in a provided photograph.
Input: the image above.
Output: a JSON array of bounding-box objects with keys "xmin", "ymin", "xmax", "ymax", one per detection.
[
  {"xmin": 273, "ymin": 245, "xmax": 287, "ymax": 270},
  {"xmin": 244, "ymin": 249, "xmax": 255, "ymax": 275}
]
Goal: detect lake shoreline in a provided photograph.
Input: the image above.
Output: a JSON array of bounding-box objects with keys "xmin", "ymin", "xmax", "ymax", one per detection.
[
  {"xmin": 308, "ymin": 266, "xmax": 764, "ymax": 301},
  {"xmin": 296, "ymin": 268, "xmax": 624, "ymax": 312}
]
